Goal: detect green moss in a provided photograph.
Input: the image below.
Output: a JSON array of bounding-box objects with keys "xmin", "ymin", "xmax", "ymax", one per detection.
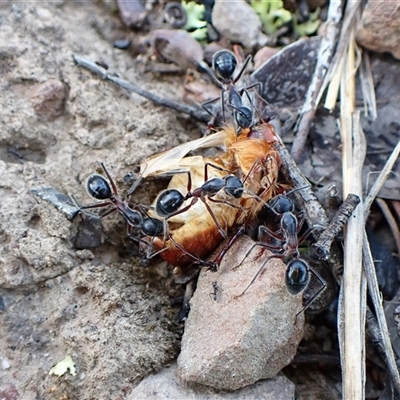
[
  {"xmin": 182, "ymin": 1, "xmax": 208, "ymax": 42},
  {"xmin": 251, "ymin": 0, "xmax": 292, "ymax": 35}
]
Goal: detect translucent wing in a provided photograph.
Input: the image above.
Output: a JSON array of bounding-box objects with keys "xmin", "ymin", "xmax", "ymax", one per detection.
[{"xmin": 140, "ymin": 130, "xmax": 228, "ymax": 178}]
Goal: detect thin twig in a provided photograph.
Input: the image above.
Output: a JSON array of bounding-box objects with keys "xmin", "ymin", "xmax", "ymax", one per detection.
[
  {"xmin": 375, "ymin": 198, "xmax": 400, "ymax": 259},
  {"xmin": 363, "ymin": 231, "xmax": 400, "ymax": 395},
  {"xmin": 290, "ymin": 0, "xmax": 343, "ymax": 162},
  {"xmin": 276, "ymin": 144, "xmax": 329, "ymax": 230},
  {"xmin": 72, "ymin": 54, "xmax": 209, "ymax": 122},
  {"xmin": 364, "ymin": 139, "xmax": 400, "ymax": 220},
  {"xmin": 312, "ymin": 193, "xmax": 360, "ymax": 260}
]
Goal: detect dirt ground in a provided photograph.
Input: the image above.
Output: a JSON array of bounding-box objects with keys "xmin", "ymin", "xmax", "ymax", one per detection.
[{"xmin": 0, "ymin": 1, "xmax": 194, "ymax": 399}]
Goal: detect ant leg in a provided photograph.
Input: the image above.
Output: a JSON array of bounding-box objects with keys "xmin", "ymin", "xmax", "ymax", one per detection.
[
  {"xmin": 203, "ymin": 162, "xmax": 234, "ymax": 181},
  {"xmin": 232, "ymin": 54, "xmax": 252, "ymax": 84},
  {"xmin": 99, "ymin": 162, "xmax": 119, "ymax": 196},
  {"xmin": 200, "ymin": 198, "xmax": 228, "ymax": 240},
  {"xmin": 69, "ymin": 194, "xmax": 102, "ymax": 219},
  {"xmin": 233, "ymin": 233, "xmax": 282, "ymax": 271},
  {"xmin": 258, "ymin": 224, "xmax": 285, "ymax": 243},
  {"xmin": 206, "ymin": 225, "xmax": 246, "ymax": 272},
  {"xmin": 71, "ymin": 194, "xmax": 116, "ymax": 218},
  {"xmin": 295, "ymin": 264, "xmax": 327, "ymax": 318},
  {"xmin": 168, "ymin": 235, "xmax": 215, "ymax": 267},
  {"xmin": 220, "ymin": 87, "xmax": 227, "ymax": 122},
  {"xmin": 156, "ymin": 169, "xmax": 193, "ymax": 193},
  {"xmin": 164, "ymin": 197, "xmax": 199, "ymax": 220},
  {"xmin": 235, "ymin": 254, "xmax": 282, "ymax": 298},
  {"xmin": 127, "ymin": 172, "xmax": 144, "ymax": 196},
  {"xmin": 297, "ymin": 222, "xmax": 325, "ymax": 246},
  {"xmin": 206, "ymin": 196, "xmax": 245, "ymax": 211},
  {"xmin": 201, "ymin": 96, "xmax": 220, "ymax": 118}
]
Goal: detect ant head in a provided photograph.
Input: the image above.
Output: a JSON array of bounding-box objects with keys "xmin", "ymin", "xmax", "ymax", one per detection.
[
  {"xmin": 269, "ymin": 194, "xmax": 294, "ymax": 214},
  {"xmin": 142, "ymin": 217, "xmax": 164, "ymax": 237},
  {"xmin": 86, "ymin": 174, "xmax": 112, "ymax": 200},
  {"xmin": 227, "ymin": 103, "xmax": 253, "ymax": 129},
  {"xmin": 224, "ymin": 175, "xmax": 244, "ymax": 198},
  {"xmin": 212, "ymin": 50, "xmax": 237, "ymax": 83},
  {"xmin": 285, "ymin": 259, "xmax": 310, "ymax": 295},
  {"xmin": 156, "ymin": 189, "xmax": 185, "ymax": 217}
]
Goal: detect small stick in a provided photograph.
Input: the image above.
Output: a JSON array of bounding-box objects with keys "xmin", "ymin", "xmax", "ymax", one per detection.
[
  {"xmin": 72, "ymin": 54, "xmax": 209, "ymax": 122},
  {"xmin": 312, "ymin": 193, "xmax": 360, "ymax": 260},
  {"xmin": 375, "ymin": 198, "xmax": 400, "ymax": 258},
  {"xmin": 276, "ymin": 144, "xmax": 329, "ymax": 230},
  {"xmin": 363, "ymin": 231, "xmax": 400, "ymax": 395},
  {"xmin": 364, "ymin": 139, "xmax": 400, "ymax": 220},
  {"xmin": 290, "ymin": 0, "xmax": 343, "ymax": 162}
]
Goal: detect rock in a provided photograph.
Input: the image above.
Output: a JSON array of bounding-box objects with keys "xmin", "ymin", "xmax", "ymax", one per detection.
[
  {"xmin": 177, "ymin": 236, "xmax": 304, "ymax": 390},
  {"xmin": 152, "ymin": 29, "xmax": 204, "ymax": 70},
  {"xmin": 129, "ymin": 363, "xmax": 295, "ymax": 399},
  {"xmin": 29, "ymin": 79, "xmax": 68, "ymax": 120},
  {"xmin": 357, "ymin": 0, "xmax": 400, "ymax": 60},
  {"xmin": 212, "ymin": 0, "xmax": 269, "ymax": 49},
  {"xmin": 117, "ymin": 0, "xmax": 148, "ymax": 29}
]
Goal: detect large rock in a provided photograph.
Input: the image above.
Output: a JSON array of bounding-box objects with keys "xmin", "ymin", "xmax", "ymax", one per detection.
[
  {"xmin": 357, "ymin": 0, "xmax": 400, "ymax": 60},
  {"xmin": 129, "ymin": 363, "xmax": 295, "ymax": 399},
  {"xmin": 177, "ymin": 236, "xmax": 304, "ymax": 390},
  {"xmin": 212, "ymin": 0, "xmax": 269, "ymax": 49}
]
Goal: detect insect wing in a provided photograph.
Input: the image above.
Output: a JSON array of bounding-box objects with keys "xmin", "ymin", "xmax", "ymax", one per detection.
[{"xmin": 139, "ymin": 130, "xmax": 228, "ymax": 178}]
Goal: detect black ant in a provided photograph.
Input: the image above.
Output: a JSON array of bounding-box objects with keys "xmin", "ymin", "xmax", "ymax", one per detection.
[
  {"xmin": 235, "ymin": 192, "xmax": 326, "ymax": 316},
  {"xmin": 203, "ymin": 50, "xmax": 260, "ymax": 131},
  {"xmin": 154, "ymin": 162, "xmax": 249, "ymax": 240},
  {"xmin": 73, "ymin": 162, "xmax": 165, "ymax": 244}
]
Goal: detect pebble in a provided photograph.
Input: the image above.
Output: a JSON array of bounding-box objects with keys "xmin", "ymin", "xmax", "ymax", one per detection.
[
  {"xmin": 212, "ymin": 0, "xmax": 269, "ymax": 49},
  {"xmin": 152, "ymin": 29, "xmax": 204, "ymax": 70},
  {"xmin": 128, "ymin": 363, "xmax": 295, "ymax": 399},
  {"xmin": 357, "ymin": 0, "xmax": 400, "ymax": 60},
  {"xmin": 117, "ymin": 0, "xmax": 147, "ymax": 29},
  {"xmin": 177, "ymin": 236, "xmax": 304, "ymax": 390},
  {"xmin": 113, "ymin": 39, "xmax": 131, "ymax": 50},
  {"xmin": 30, "ymin": 79, "xmax": 67, "ymax": 120}
]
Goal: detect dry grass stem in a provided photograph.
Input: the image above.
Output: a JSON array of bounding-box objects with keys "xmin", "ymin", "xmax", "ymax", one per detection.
[
  {"xmin": 363, "ymin": 230, "xmax": 400, "ymax": 394},
  {"xmin": 290, "ymin": 0, "xmax": 342, "ymax": 161},
  {"xmin": 338, "ymin": 8, "xmax": 367, "ymax": 392},
  {"xmin": 359, "ymin": 52, "xmax": 377, "ymax": 120},
  {"xmin": 375, "ymin": 198, "xmax": 400, "ymax": 258},
  {"xmin": 323, "ymin": 1, "xmax": 361, "ymax": 111},
  {"xmin": 340, "ymin": 111, "xmax": 366, "ymax": 400},
  {"xmin": 364, "ymin": 139, "xmax": 400, "ymax": 219}
]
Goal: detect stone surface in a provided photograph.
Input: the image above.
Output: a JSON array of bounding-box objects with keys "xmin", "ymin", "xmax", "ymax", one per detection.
[
  {"xmin": 357, "ymin": 0, "xmax": 400, "ymax": 60},
  {"xmin": 212, "ymin": 0, "xmax": 269, "ymax": 49},
  {"xmin": 130, "ymin": 363, "xmax": 295, "ymax": 400},
  {"xmin": 177, "ymin": 236, "xmax": 305, "ymax": 390}
]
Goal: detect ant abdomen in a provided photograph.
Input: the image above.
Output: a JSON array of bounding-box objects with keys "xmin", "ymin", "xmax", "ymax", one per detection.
[
  {"xmin": 86, "ymin": 174, "xmax": 112, "ymax": 200},
  {"xmin": 156, "ymin": 189, "xmax": 185, "ymax": 217},
  {"xmin": 212, "ymin": 50, "xmax": 237, "ymax": 82},
  {"xmin": 285, "ymin": 259, "xmax": 310, "ymax": 296}
]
